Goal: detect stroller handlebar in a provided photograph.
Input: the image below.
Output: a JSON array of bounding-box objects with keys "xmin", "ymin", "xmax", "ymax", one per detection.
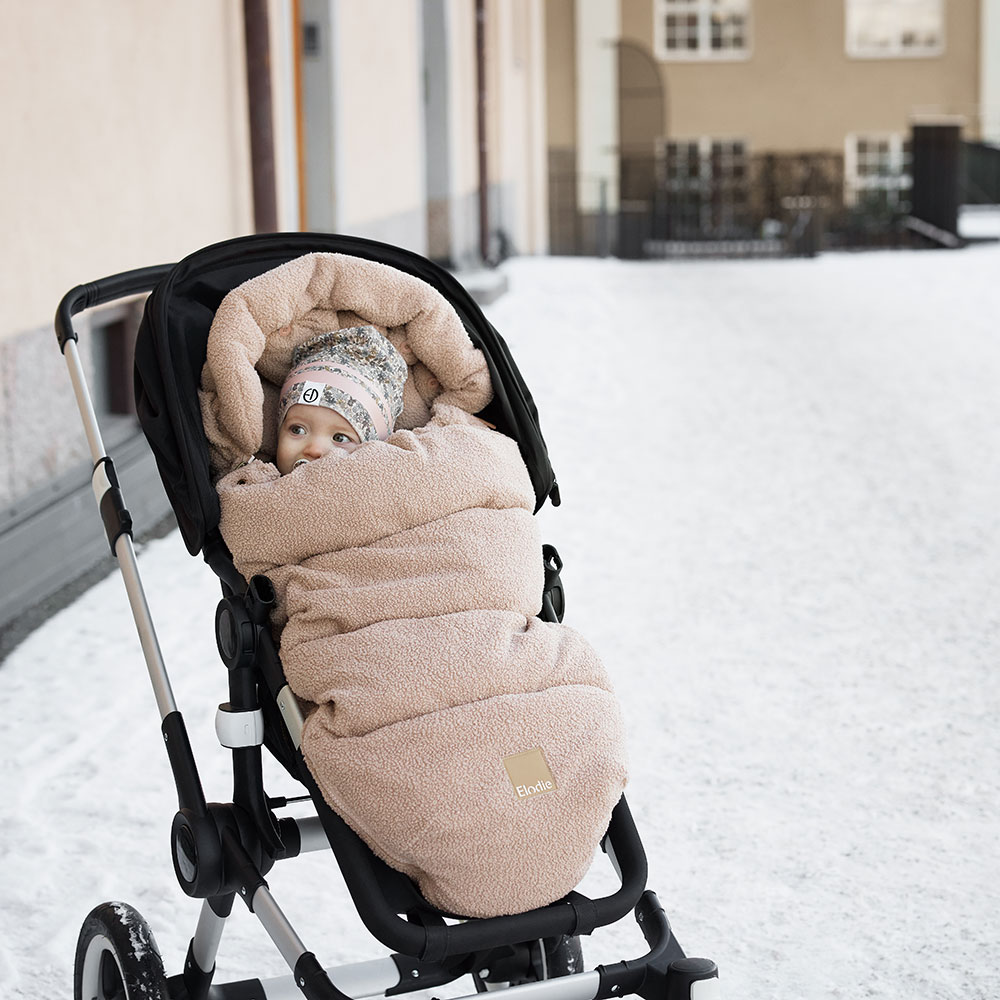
[{"xmin": 55, "ymin": 263, "xmax": 175, "ymax": 352}]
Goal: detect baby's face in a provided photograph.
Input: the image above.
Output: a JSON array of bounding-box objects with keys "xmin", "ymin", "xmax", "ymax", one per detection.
[{"xmin": 276, "ymin": 403, "xmax": 361, "ymax": 474}]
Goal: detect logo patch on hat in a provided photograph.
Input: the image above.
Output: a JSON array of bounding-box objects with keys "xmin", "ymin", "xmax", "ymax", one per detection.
[
  {"xmin": 502, "ymin": 748, "xmax": 557, "ymax": 801},
  {"xmin": 300, "ymin": 381, "xmax": 324, "ymax": 404}
]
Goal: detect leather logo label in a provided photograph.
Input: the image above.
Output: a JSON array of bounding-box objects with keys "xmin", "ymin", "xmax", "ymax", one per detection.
[{"xmin": 503, "ymin": 748, "xmax": 557, "ymax": 800}]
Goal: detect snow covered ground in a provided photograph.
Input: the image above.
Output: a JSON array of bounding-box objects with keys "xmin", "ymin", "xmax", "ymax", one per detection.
[
  {"xmin": 3, "ymin": 240, "xmax": 1000, "ymax": 999},
  {"xmin": 959, "ymin": 204, "xmax": 1000, "ymax": 239}
]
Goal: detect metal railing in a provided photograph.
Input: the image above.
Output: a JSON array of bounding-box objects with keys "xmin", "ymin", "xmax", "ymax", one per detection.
[{"xmin": 547, "ymin": 146, "xmax": 996, "ymax": 259}]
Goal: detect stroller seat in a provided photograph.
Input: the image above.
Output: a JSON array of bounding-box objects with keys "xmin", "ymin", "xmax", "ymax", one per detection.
[{"xmin": 56, "ymin": 232, "xmax": 718, "ymax": 1000}]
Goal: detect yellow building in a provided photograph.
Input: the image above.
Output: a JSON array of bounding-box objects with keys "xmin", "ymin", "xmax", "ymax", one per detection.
[{"xmin": 547, "ymin": 0, "xmax": 987, "ymax": 251}]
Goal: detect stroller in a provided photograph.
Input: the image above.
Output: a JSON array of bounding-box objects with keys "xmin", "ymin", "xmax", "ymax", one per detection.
[{"xmin": 56, "ymin": 232, "xmax": 718, "ymax": 1000}]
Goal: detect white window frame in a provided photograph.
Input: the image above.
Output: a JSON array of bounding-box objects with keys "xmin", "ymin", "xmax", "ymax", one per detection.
[
  {"xmin": 845, "ymin": 0, "xmax": 944, "ymax": 59},
  {"xmin": 653, "ymin": 0, "xmax": 752, "ymax": 62},
  {"xmin": 661, "ymin": 135, "xmax": 751, "ymax": 232},
  {"xmin": 843, "ymin": 132, "xmax": 912, "ymax": 207}
]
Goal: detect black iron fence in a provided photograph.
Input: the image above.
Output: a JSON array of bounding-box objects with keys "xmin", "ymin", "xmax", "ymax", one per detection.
[
  {"xmin": 549, "ymin": 139, "xmax": 997, "ymax": 260},
  {"xmin": 963, "ymin": 141, "xmax": 1000, "ymax": 204}
]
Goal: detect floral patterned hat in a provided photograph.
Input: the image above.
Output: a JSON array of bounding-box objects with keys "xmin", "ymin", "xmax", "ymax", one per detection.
[{"xmin": 278, "ymin": 326, "xmax": 407, "ymax": 442}]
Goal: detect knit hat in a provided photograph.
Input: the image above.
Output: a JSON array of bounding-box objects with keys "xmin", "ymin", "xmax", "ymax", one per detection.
[{"xmin": 278, "ymin": 326, "xmax": 408, "ymax": 442}]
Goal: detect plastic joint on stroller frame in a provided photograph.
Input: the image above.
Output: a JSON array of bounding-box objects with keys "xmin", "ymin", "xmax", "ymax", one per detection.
[{"xmin": 56, "ymin": 237, "xmax": 719, "ymax": 1000}]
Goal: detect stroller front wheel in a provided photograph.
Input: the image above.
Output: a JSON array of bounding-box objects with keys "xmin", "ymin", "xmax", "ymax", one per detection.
[{"xmin": 74, "ymin": 901, "xmax": 169, "ymax": 1000}]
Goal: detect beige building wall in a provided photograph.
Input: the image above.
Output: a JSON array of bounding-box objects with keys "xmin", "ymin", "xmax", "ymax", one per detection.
[
  {"xmin": 0, "ymin": 0, "xmax": 254, "ymax": 344},
  {"xmin": 484, "ymin": 0, "xmax": 549, "ymax": 256},
  {"xmin": 983, "ymin": 0, "xmax": 1000, "ymax": 140},
  {"xmin": 331, "ymin": 0, "xmax": 427, "ymax": 248},
  {"xmin": 502, "ymin": 0, "xmax": 549, "ymax": 254},
  {"xmin": 300, "ymin": 0, "xmax": 547, "ymax": 261},
  {"xmin": 546, "ymin": 0, "xmax": 578, "ymax": 153},
  {"xmin": 270, "ymin": 0, "xmax": 304, "ymax": 230},
  {"xmin": 524, "ymin": 0, "xmax": 551, "ymax": 253},
  {"xmin": 444, "ymin": 0, "xmax": 483, "ymax": 265},
  {"xmin": 423, "ymin": 0, "xmax": 482, "ymax": 267},
  {"xmin": 0, "ymin": 1, "xmax": 256, "ymax": 514},
  {"xmin": 619, "ymin": 0, "xmax": 982, "ymax": 151}
]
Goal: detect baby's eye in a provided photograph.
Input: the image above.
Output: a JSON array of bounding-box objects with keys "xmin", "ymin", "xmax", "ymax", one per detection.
[
  {"xmin": 332, "ymin": 432, "xmax": 352, "ymax": 444},
  {"xmin": 288, "ymin": 424, "xmax": 306, "ymax": 436}
]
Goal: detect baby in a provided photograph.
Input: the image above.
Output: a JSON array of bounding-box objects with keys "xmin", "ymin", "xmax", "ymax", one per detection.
[
  {"xmin": 212, "ymin": 293, "xmax": 626, "ymax": 919},
  {"xmin": 275, "ymin": 325, "xmax": 408, "ymax": 473}
]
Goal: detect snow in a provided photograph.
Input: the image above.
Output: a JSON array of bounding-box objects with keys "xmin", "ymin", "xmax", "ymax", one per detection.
[
  {"xmin": 110, "ymin": 902, "xmax": 150, "ymax": 962},
  {"xmin": 3, "ymin": 242, "xmax": 1000, "ymax": 999},
  {"xmin": 958, "ymin": 205, "xmax": 1000, "ymax": 240}
]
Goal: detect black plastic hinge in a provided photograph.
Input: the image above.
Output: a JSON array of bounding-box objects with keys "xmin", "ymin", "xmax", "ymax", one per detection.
[
  {"xmin": 162, "ymin": 712, "xmax": 209, "ymax": 816},
  {"xmin": 387, "ymin": 954, "xmax": 460, "ymax": 996},
  {"xmin": 93, "ymin": 457, "xmax": 133, "ymax": 554},
  {"xmin": 540, "ymin": 544, "xmax": 565, "ymax": 623},
  {"xmin": 208, "ymin": 893, "xmax": 235, "ymax": 919},
  {"xmin": 182, "ymin": 939, "xmax": 215, "ymax": 1000},
  {"xmin": 293, "ymin": 952, "xmax": 354, "ymax": 1000},
  {"xmin": 217, "ymin": 823, "xmax": 274, "ymax": 913},
  {"xmin": 215, "ymin": 597, "xmax": 257, "ymax": 671}
]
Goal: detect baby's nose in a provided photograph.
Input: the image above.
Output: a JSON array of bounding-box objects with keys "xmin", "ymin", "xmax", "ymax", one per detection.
[{"xmin": 303, "ymin": 438, "xmax": 329, "ymax": 458}]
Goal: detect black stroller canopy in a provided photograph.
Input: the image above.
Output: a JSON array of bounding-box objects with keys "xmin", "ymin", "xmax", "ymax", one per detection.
[{"xmin": 134, "ymin": 233, "xmax": 557, "ymax": 556}]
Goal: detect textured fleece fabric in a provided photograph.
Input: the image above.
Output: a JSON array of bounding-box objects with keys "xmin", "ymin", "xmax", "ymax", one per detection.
[{"xmin": 200, "ymin": 253, "xmax": 628, "ymax": 917}]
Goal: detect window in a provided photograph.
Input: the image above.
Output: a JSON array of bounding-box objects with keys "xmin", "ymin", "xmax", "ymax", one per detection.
[
  {"xmin": 87, "ymin": 302, "xmax": 144, "ymax": 436},
  {"xmin": 663, "ymin": 137, "xmax": 750, "ymax": 235},
  {"xmin": 654, "ymin": 0, "xmax": 751, "ymax": 60},
  {"xmin": 844, "ymin": 133, "xmax": 912, "ymax": 208},
  {"xmin": 845, "ymin": 0, "xmax": 943, "ymax": 58}
]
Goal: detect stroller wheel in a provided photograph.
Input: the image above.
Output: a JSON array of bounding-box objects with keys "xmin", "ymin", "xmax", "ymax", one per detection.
[
  {"xmin": 474, "ymin": 935, "xmax": 584, "ymax": 990},
  {"xmin": 73, "ymin": 901, "xmax": 169, "ymax": 1000}
]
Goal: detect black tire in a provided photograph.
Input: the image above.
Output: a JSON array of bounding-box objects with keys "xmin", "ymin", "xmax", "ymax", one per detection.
[{"xmin": 73, "ymin": 901, "xmax": 169, "ymax": 1000}]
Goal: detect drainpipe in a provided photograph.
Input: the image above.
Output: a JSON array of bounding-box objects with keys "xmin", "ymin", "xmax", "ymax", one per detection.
[
  {"xmin": 244, "ymin": 0, "xmax": 279, "ymax": 232},
  {"xmin": 292, "ymin": 0, "xmax": 307, "ymax": 230},
  {"xmin": 476, "ymin": 0, "xmax": 490, "ymax": 264}
]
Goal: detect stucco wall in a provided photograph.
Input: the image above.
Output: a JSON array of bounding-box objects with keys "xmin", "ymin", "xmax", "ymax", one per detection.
[
  {"xmin": 619, "ymin": 0, "xmax": 982, "ymax": 151},
  {"xmin": 449, "ymin": 0, "xmax": 481, "ymax": 209},
  {"xmin": 446, "ymin": 0, "xmax": 485, "ymax": 266},
  {"xmin": 983, "ymin": 0, "xmax": 1000, "ymax": 141},
  {"xmin": 0, "ymin": 0, "xmax": 258, "ymax": 525},
  {"xmin": 298, "ymin": 0, "xmax": 546, "ymax": 262},
  {"xmin": 0, "ymin": 1, "xmax": 254, "ymax": 343},
  {"xmin": 332, "ymin": 0, "xmax": 427, "ymax": 250},
  {"xmin": 545, "ymin": 0, "xmax": 578, "ymax": 150},
  {"xmin": 270, "ymin": 0, "xmax": 303, "ymax": 230},
  {"xmin": 486, "ymin": 0, "xmax": 549, "ymax": 254},
  {"xmin": 423, "ymin": 0, "xmax": 480, "ymax": 265}
]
